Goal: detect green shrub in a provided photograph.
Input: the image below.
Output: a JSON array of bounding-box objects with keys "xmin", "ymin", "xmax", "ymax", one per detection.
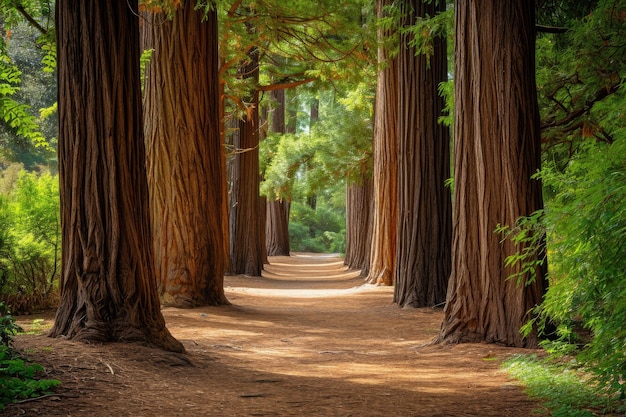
[
  {"xmin": 0, "ymin": 302, "xmax": 22, "ymax": 347},
  {"xmin": 0, "ymin": 344, "xmax": 61, "ymax": 410},
  {"xmin": 540, "ymin": 139, "xmax": 626, "ymax": 395},
  {"xmin": 0, "ymin": 302, "xmax": 59, "ymax": 410},
  {"xmin": 506, "ymin": 138, "xmax": 626, "ymax": 396},
  {"xmin": 289, "ymin": 201, "xmax": 346, "ymax": 254},
  {"xmin": 0, "ymin": 168, "xmax": 60, "ymax": 311}
]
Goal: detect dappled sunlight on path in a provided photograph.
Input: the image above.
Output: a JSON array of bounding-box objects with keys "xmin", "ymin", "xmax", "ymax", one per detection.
[{"xmin": 10, "ymin": 252, "xmax": 545, "ymax": 417}]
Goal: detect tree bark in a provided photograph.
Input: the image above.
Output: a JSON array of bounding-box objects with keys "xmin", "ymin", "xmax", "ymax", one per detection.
[
  {"xmin": 285, "ymin": 88, "xmax": 298, "ymax": 134},
  {"xmin": 229, "ymin": 40, "xmax": 265, "ymax": 276},
  {"xmin": 266, "ymin": 199, "xmax": 290, "ymax": 256},
  {"xmin": 345, "ymin": 173, "xmax": 373, "ymax": 276},
  {"xmin": 265, "ymin": 88, "xmax": 291, "ymax": 256},
  {"xmin": 394, "ymin": 0, "xmax": 452, "ymax": 307},
  {"xmin": 438, "ymin": 0, "xmax": 546, "ymax": 347},
  {"xmin": 367, "ymin": 0, "xmax": 398, "ymax": 286},
  {"xmin": 142, "ymin": 1, "xmax": 228, "ymax": 307},
  {"xmin": 50, "ymin": 0, "xmax": 183, "ymax": 352}
]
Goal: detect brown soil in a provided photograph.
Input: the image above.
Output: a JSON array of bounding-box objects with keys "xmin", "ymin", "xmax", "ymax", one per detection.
[{"xmin": 7, "ymin": 253, "xmax": 546, "ymax": 417}]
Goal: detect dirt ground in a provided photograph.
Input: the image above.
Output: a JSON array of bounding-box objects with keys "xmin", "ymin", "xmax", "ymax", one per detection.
[{"xmin": 6, "ymin": 253, "xmax": 547, "ymax": 417}]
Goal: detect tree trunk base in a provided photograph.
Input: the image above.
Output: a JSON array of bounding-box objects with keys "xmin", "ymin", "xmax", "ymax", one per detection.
[{"xmin": 50, "ymin": 320, "xmax": 185, "ymax": 353}]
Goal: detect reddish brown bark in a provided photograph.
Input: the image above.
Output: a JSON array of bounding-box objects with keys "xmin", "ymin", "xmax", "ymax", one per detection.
[
  {"xmin": 229, "ymin": 41, "xmax": 266, "ymax": 276},
  {"xmin": 265, "ymin": 88, "xmax": 291, "ymax": 256},
  {"xmin": 345, "ymin": 174, "xmax": 373, "ymax": 276},
  {"xmin": 438, "ymin": 0, "xmax": 546, "ymax": 347},
  {"xmin": 266, "ymin": 199, "xmax": 290, "ymax": 256},
  {"xmin": 394, "ymin": 0, "xmax": 452, "ymax": 308},
  {"xmin": 142, "ymin": 1, "xmax": 228, "ymax": 307},
  {"xmin": 50, "ymin": 0, "xmax": 182, "ymax": 352},
  {"xmin": 367, "ymin": 0, "xmax": 398, "ymax": 286}
]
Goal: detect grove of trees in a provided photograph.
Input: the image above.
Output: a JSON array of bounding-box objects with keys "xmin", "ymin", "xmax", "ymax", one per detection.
[{"xmin": 0, "ymin": 0, "xmax": 624, "ymax": 395}]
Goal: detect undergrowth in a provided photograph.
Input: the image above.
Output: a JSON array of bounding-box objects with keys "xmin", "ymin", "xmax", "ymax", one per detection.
[
  {"xmin": 0, "ymin": 302, "xmax": 60, "ymax": 410},
  {"xmin": 503, "ymin": 354, "xmax": 626, "ymax": 417}
]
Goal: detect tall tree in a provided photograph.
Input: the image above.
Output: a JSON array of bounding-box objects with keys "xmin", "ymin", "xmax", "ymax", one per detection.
[
  {"xmin": 265, "ymin": 88, "xmax": 291, "ymax": 256},
  {"xmin": 229, "ymin": 20, "xmax": 266, "ymax": 275},
  {"xmin": 345, "ymin": 172, "xmax": 373, "ymax": 275},
  {"xmin": 142, "ymin": 1, "xmax": 228, "ymax": 307},
  {"xmin": 438, "ymin": 0, "xmax": 547, "ymax": 347},
  {"xmin": 367, "ymin": 0, "xmax": 398, "ymax": 286},
  {"xmin": 394, "ymin": 0, "xmax": 452, "ymax": 307},
  {"xmin": 50, "ymin": 0, "xmax": 183, "ymax": 352}
]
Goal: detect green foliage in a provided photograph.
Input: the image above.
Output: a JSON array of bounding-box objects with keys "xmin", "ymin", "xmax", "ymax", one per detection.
[
  {"xmin": 496, "ymin": 208, "xmax": 546, "ymax": 287},
  {"xmin": 538, "ymin": 0, "xmax": 626, "ymax": 151},
  {"xmin": 538, "ymin": 137, "xmax": 626, "ymax": 395},
  {"xmin": 289, "ymin": 200, "xmax": 345, "ymax": 254},
  {"xmin": 503, "ymin": 354, "xmax": 625, "ymax": 416},
  {"xmin": 0, "ymin": 302, "xmax": 22, "ymax": 347},
  {"xmin": 0, "ymin": 167, "xmax": 60, "ymax": 309},
  {"xmin": 0, "ymin": 45, "xmax": 47, "ymax": 148},
  {"xmin": 260, "ymin": 84, "xmax": 371, "ymax": 253},
  {"xmin": 261, "ymin": 84, "xmax": 373, "ymax": 197},
  {"xmin": 402, "ymin": 6, "xmax": 452, "ymax": 63},
  {"xmin": 0, "ymin": 344, "xmax": 61, "ymax": 411},
  {"xmin": 503, "ymin": 138, "xmax": 626, "ymax": 396},
  {"xmin": 437, "ymin": 79, "xmax": 453, "ymax": 127},
  {"xmin": 0, "ymin": 294, "xmax": 59, "ymax": 411},
  {"xmin": 0, "ymin": 14, "xmax": 57, "ymax": 165}
]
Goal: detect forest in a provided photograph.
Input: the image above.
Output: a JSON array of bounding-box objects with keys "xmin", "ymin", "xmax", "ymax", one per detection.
[{"xmin": 0, "ymin": 0, "xmax": 625, "ymax": 415}]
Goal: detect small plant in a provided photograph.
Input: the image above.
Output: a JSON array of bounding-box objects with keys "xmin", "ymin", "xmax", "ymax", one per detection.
[
  {"xmin": 0, "ymin": 302, "xmax": 22, "ymax": 346},
  {"xmin": 0, "ymin": 345, "xmax": 61, "ymax": 410},
  {"xmin": 0, "ymin": 303, "xmax": 60, "ymax": 410}
]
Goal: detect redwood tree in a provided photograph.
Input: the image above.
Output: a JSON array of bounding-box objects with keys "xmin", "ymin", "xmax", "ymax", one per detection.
[
  {"xmin": 438, "ymin": 0, "xmax": 547, "ymax": 347},
  {"xmin": 367, "ymin": 0, "xmax": 398, "ymax": 286},
  {"xmin": 229, "ymin": 38, "xmax": 266, "ymax": 276},
  {"xmin": 50, "ymin": 0, "xmax": 183, "ymax": 352},
  {"xmin": 142, "ymin": 1, "xmax": 228, "ymax": 307},
  {"xmin": 394, "ymin": 0, "xmax": 452, "ymax": 307},
  {"xmin": 345, "ymin": 173, "xmax": 373, "ymax": 275},
  {"xmin": 265, "ymin": 88, "xmax": 291, "ymax": 257}
]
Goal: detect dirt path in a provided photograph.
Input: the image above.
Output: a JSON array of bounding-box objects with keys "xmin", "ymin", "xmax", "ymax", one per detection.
[{"xmin": 8, "ymin": 253, "xmax": 545, "ymax": 416}]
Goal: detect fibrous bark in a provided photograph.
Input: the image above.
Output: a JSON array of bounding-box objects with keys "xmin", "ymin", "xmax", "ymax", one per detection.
[
  {"xmin": 229, "ymin": 39, "xmax": 265, "ymax": 276},
  {"xmin": 394, "ymin": 0, "xmax": 452, "ymax": 307},
  {"xmin": 345, "ymin": 174, "xmax": 373, "ymax": 276},
  {"xmin": 438, "ymin": 0, "xmax": 546, "ymax": 347},
  {"xmin": 367, "ymin": 0, "xmax": 398, "ymax": 286},
  {"xmin": 142, "ymin": 1, "xmax": 228, "ymax": 307},
  {"xmin": 265, "ymin": 88, "xmax": 291, "ymax": 256},
  {"xmin": 51, "ymin": 0, "xmax": 183, "ymax": 352}
]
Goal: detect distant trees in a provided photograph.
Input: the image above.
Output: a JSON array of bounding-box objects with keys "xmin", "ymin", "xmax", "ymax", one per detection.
[
  {"xmin": 265, "ymin": 89, "xmax": 291, "ymax": 257},
  {"xmin": 0, "ymin": 168, "xmax": 60, "ymax": 313},
  {"xmin": 50, "ymin": 0, "xmax": 183, "ymax": 352}
]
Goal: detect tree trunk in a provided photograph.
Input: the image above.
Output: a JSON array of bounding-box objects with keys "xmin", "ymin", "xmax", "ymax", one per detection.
[
  {"xmin": 50, "ymin": 0, "xmax": 183, "ymax": 352},
  {"xmin": 266, "ymin": 199, "xmax": 290, "ymax": 256},
  {"xmin": 367, "ymin": 0, "xmax": 398, "ymax": 286},
  {"xmin": 142, "ymin": 1, "xmax": 228, "ymax": 307},
  {"xmin": 229, "ymin": 42, "xmax": 265, "ymax": 276},
  {"xmin": 438, "ymin": 0, "xmax": 546, "ymax": 347},
  {"xmin": 394, "ymin": 0, "xmax": 452, "ymax": 307},
  {"xmin": 285, "ymin": 88, "xmax": 298, "ymax": 134},
  {"xmin": 270, "ymin": 88, "xmax": 286, "ymax": 134},
  {"xmin": 265, "ymin": 88, "xmax": 291, "ymax": 256},
  {"xmin": 345, "ymin": 173, "xmax": 373, "ymax": 276}
]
